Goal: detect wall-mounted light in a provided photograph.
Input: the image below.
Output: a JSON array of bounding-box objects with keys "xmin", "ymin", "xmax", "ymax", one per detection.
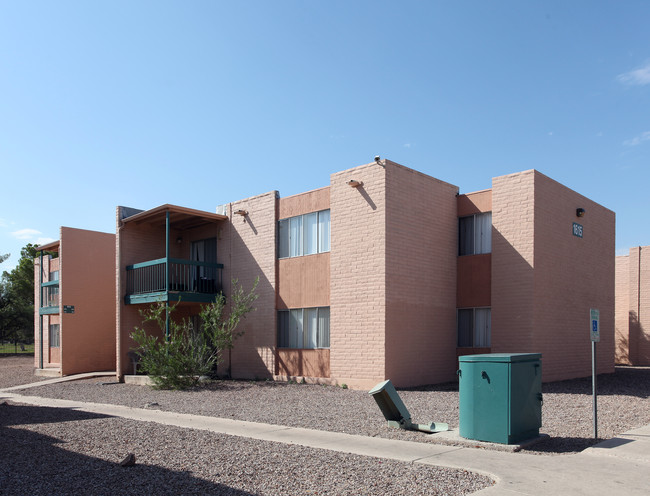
[
  {"xmin": 576, "ymin": 208, "xmax": 585, "ymax": 218},
  {"xmin": 374, "ymin": 155, "xmax": 384, "ymax": 168},
  {"xmin": 176, "ymin": 236, "xmax": 183, "ymax": 244},
  {"xmin": 234, "ymin": 209, "xmax": 248, "ymax": 216},
  {"xmin": 347, "ymin": 180, "xmax": 363, "ymax": 188}
]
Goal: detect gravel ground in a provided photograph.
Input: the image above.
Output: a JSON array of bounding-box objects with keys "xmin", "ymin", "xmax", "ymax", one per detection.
[
  {"xmin": 2, "ymin": 358, "xmax": 649, "ymax": 495},
  {"xmin": 6, "ymin": 357, "xmax": 649, "ymax": 455},
  {"xmin": 0, "ymin": 357, "xmax": 493, "ymax": 495}
]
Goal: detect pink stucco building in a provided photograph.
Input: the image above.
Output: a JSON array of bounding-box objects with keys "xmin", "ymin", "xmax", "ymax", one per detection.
[
  {"xmin": 111, "ymin": 160, "xmax": 615, "ymax": 388},
  {"xmin": 615, "ymin": 246, "xmax": 650, "ymax": 365},
  {"xmin": 34, "ymin": 227, "xmax": 116, "ymax": 376}
]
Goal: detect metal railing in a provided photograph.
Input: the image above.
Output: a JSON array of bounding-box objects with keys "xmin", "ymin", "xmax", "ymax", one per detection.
[{"xmin": 126, "ymin": 258, "xmax": 223, "ymax": 296}]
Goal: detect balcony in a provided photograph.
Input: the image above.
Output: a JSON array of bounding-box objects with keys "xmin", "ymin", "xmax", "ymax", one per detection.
[
  {"xmin": 125, "ymin": 258, "xmax": 223, "ymax": 304},
  {"xmin": 39, "ymin": 280, "xmax": 60, "ymax": 315}
]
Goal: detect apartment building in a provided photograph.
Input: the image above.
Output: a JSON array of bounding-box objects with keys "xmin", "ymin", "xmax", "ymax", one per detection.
[
  {"xmin": 615, "ymin": 246, "xmax": 650, "ymax": 365},
  {"xmin": 112, "ymin": 160, "xmax": 615, "ymax": 388},
  {"xmin": 34, "ymin": 227, "xmax": 116, "ymax": 376}
]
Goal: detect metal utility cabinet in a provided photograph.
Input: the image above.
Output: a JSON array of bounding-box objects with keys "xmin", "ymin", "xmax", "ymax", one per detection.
[{"xmin": 458, "ymin": 353, "xmax": 542, "ymax": 444}]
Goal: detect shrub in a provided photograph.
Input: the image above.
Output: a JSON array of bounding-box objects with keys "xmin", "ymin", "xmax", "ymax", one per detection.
[{"xmin": 130, "ymin": 278, "xmax": 258, "ymax": 389}]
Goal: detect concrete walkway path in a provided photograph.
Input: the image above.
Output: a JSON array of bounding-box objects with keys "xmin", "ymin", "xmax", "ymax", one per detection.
[{"xmin": 2, "ymin": 377, "xmax": 649, "ymax": 495}]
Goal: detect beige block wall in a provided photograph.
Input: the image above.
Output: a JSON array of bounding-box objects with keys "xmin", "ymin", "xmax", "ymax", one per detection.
[
  {"xmin": 622, "ymin": 247, "xmax": 650, "ymax": 365},
  {"xmin": 224, "ymin": 191, "xmax": 278, "ymax": 380},
  {"xmin": 492, "ymin": 171, "xmax": 536, "ymax": 352},
  {"xmin": 58, "ymin": 227, "xmax": 116, "ymax": 375},
  {"xmin": 384, "ymin": 161, "xmax": 459, "ymax": 386},
  {"xmin": 492, "ymin": 170, "xmax": 615, "ymax": 381},
  {"xmin": 329, "ymin": 162, "xmax": 387, "ymax": 389},
  {"xmin": 532, "ymin": 172, "xmax": 615, "ymax": 380},
  {"xmin": 116, "ymin": 209, "xmax": 163, "ymax": 378},
  {"xmin": 615, "ymin": 255, "xmax": 631, "ymax": 364}
]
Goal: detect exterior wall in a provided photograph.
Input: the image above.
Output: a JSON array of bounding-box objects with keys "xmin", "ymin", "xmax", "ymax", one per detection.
[
  {"xmin": 223, "ymin": 192, "xmax": 278, "ymax": 380},
  {"xmin": 532, "ymin": 172, "xmax": 615, "ymax": 380},
  {"xmin": 116, "ymin": 208, "xmax": 158, "ymax": 378},
  {"xmin": 329, "ymin": 162, "xmax": 387, "ymax": 389},
  {"xmin": 491, "ymin": 171, "xmax": 537, "ymax": 354},
  {"xmin": 617, "ymin": 247, "xmax": 650, "ymax": 365},
  {"xmin": 277, "ymin": 254, "xmax": 330, "ymax": 309},
  {"xmin": 457, "ymin": 191, "xmax": 493, "ymax": 310},
  {"xmin": 278, "ymin": 187, "xmax": 330, "ymax": 219},
  {"xmin": 58, "ymin": 227, "xmax": 116, "ymax": 375},
  {"xmin": 276, "ymin": 188, "xmax": 331, "ymax": 379},
  {"xmin": 615, "ymin": 255, "xmax": 631, "ymax": 364},
  {"xmin": 276, "ymin": 349, "xmax": 330, "ymax": 378},
  {"xmin": 457, "ymin": 254, "xmax": 491, "ymax": 308},
  {"xmin": 457, "ymin": 189, "xmax": 492, "ymax": 217},
  {"xmin": 492, "ymin": 170, "xmax": 615, "ymax": 382},
  {"xmin": 277, "ymin": 188, "xmax": 331, "ymax": 310},
  {"xmin": 384, "ymin": 161, "xmax": 459, "ymax": 386}
]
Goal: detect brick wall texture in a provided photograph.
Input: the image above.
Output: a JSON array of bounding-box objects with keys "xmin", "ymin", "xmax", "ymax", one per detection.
[
  {"xmin": 384, "ymin": 162, "xmax": 459, "ymax": 386},
  {"xmin": 492, "ymin": 170, "xmax": 615, "ymax": 381},
  {"xmin": 616, "ymin": 247, "xmax": 650, "ymax": 365}
]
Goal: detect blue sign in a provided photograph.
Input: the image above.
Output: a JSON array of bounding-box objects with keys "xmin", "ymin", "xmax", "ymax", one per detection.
[{"xmin": 573, "ymin": 223, "xmax": 583, "ymax": 238}]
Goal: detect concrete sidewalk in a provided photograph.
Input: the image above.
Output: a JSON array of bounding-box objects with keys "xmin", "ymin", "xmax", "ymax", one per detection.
[{"xmin": 2, "ymin": 388, "xmax": 648, "ymax": 496}]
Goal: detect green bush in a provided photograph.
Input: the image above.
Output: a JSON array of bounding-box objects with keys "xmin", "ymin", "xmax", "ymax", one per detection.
[{"xmin": 130, "ymin": 278, "xmax": 258, "ymax": 390}]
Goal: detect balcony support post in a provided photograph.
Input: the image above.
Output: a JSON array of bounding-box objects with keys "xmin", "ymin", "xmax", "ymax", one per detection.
[
  {"xmin": 39, "ymin": 251, "xmax": 43, "ymax": 369},
  {"xmin": 165, "ymin": 211, "xmax": 170, "ymax": 341}
]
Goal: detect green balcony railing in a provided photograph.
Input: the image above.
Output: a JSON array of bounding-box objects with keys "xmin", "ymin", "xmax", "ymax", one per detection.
[{"xmin": 126, "ymin": 258, "xmax": 223, "ymax": 301}]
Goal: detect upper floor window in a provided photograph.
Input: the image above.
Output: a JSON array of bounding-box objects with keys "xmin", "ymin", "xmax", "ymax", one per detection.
[
  {"xmin": 49, "ymin": 270, "xmax": 59, "ymax": 281},
  {"xmin": 278, "ymin": 209, "xmax": 330, "ymax": 259},
  {"xmin": 459, "ymin": 212, "xmax": 491, "ymax": 256}
]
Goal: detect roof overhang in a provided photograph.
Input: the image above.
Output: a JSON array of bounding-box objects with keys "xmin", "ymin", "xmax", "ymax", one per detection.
[
  {"xmin": 121, "ymin": 204, "xmax": 228, "ymax": 230},
  {"xmin": 37, "ymin": 240, "xmax": 60, "ymax": 252}
]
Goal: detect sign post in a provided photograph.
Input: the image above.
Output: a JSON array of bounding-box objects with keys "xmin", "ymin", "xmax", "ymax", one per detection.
[{"xmin": 590, "ymin": 308, "xmax": 600, "ymax": 439}]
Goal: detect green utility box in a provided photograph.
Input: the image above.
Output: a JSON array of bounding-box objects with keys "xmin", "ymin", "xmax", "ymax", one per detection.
[{"xmin": 458, "ymin": 353, "xmax": 542, "ymax": 444}]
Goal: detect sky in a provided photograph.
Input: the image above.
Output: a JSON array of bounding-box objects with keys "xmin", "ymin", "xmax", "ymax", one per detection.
[{"xmin": 1, "ymin": 1, "xmax": 649, "ymax": 272}]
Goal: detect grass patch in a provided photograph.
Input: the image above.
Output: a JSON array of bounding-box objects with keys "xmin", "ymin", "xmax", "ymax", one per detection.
[{"xmin": 0, "ymin": 343, "xmax": 34, "ymax": 354}]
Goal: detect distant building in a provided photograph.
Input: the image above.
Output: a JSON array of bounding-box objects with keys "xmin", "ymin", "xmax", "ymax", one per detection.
[
  {"xmin": 615, "ymin": 246, "xmax": 650, "ymax": 365},
  {"xmin": 34, "ymin": 227, "xmax": 116, "ymax": 376}
]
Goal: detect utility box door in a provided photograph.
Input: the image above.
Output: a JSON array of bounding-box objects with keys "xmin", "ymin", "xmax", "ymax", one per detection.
[{"xmin": 459, "ymin": 353, "xmax": 542, "ymax": 444}]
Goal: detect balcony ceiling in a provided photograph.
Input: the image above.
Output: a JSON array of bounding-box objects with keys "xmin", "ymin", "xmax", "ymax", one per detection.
[{"xmin": 122, "ymin": 204, "xmax": 228, "ymax": 230}]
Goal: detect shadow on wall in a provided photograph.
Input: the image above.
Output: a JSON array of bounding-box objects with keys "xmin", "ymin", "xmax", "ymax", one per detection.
[
  {"xmin": 489, "ymin": 227, "xmax": 534, "ymax": 353},
  {"xmin": 276, "ymin": 349, "xmax": 329, "ymax": 378},
  {"xmin": 0, "ymin": 403, "xmax": 257, "ymax": 496},
  {"xmin": 627, "ymin": 311, "xmax": 649, "ymax": 365},
  {"xmin": 224, "ymin": 216, "xmax": 276, "ymax": 380}
]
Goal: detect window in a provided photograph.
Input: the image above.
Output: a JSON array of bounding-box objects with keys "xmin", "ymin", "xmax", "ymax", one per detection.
[
  {"xmin": 459, "ymin": 212, "xmax": 492, "ymax": 255},
  {"xmin": 278, "ymin": 307, "xmax": 330, "ymax": 349},
  {"xmin": 278, "ymin": 210, "xmax": 330, "ymax": 259},
  {"xmin": 49, "ymin": 270, "xmax": 59, "ymax": 281},
  {"xmin": 49, "ymin": 324, "xmax": 60, "ymax": 348},
  {"xmin": 43, "ymin": 285, "xmax": 59, "ymax": 307},
  {"xmin": 457, "ymin": 308, "xmax": 491, "ymax": 347}
]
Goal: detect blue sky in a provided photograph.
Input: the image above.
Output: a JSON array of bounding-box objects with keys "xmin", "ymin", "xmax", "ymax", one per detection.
[{"xmin": 1, "ymin": 1, "xmax": 649, "ymax": 271}]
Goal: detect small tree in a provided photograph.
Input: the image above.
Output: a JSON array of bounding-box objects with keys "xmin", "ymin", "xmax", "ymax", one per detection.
[
  {"xmin": 130, "ymin": 277, "xmax": 258, "ymax": 389},
  {"xmin": 200, "ymin": 277, "xmax": 259, "ymax": 378}
]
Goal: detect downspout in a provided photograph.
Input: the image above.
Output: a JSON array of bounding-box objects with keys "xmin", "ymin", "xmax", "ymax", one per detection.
[
  {"xmin": 39, "ymin": 251, "xmax": 43, "ymax": 369},
  {"xmin": 165, "ymin": 210, "xmax": 170, "ymax": 341}
]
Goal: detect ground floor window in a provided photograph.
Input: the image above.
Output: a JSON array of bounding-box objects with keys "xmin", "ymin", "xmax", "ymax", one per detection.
[
  {"xmin": 278, "ymin": 307, "xmax": 330, "ymax": 349},
  {"xmin": 457, "ymin": 307, "xmax": 491, "ymax": 347},
  {"xmin": 49, "ymin": 324, "xmax": 60, "ymax": 348}
]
